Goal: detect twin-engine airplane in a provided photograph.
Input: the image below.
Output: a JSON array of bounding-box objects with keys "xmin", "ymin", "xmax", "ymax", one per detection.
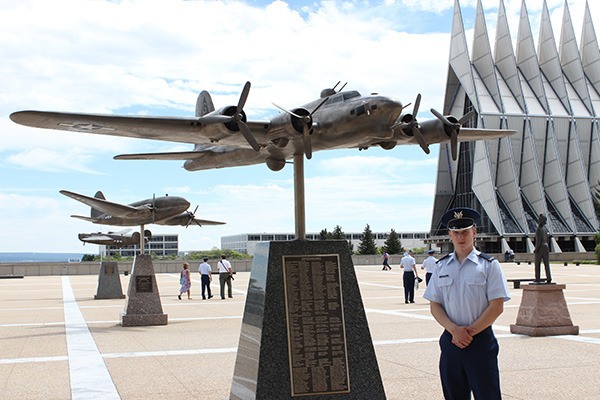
[
  {"xmin": 78, "ymin": 228, "xmax": 152, "ymax": 247},
  {"xmin": 60, "ymin": 190, "xmax": 225, "ymax": 227},
  {"xmin": 10, "ymin": 81, "xmax": 515, "ymax": 171}
]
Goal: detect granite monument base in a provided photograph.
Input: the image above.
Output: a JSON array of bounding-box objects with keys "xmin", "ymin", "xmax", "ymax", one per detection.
[
  {"xmin": 510, "ymin": 283, "xmax": 578, "ymax": 336},
  {"xmin": 95, "ymin": 261, "xmax": 126, "ymax": 299},
  {"xmin": 230, "ymin": 240, "xmax": 386, "ymax": 400},
  {"xmin": 121, "ymin": 254, "xmax": 167, "ymax": 326}
]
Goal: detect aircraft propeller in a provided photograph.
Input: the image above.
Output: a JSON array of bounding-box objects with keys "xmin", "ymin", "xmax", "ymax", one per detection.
[
  {"xmin": 185, "ymin": 205, "xmax": 201, "ymax": 228},
  {"xmin": 430, "ymin": 109, "xmax": 474, "ymax": 161},
  {"xmin": 272, "ymin": 96, "xmax": 329, "ymax": 160},
  {"xmin": 208, "ymin": 81, "xmax": 261, "ymax": 151},
  {"xmin": 233, "ymin": 82, "xmax": 261, "ymax": 152},
  {"xmin": 391, "ymin": 94, "xmax": 430, "ymax": 155}
]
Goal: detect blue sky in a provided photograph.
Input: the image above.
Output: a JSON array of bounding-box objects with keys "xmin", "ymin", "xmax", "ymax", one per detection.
[{"xmin": 0, "ymin": 0, "xmax": 596, "ymax": 253}]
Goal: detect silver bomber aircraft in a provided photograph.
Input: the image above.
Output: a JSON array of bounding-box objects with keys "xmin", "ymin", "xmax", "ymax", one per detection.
[
  {"xmin": 78, "ymin": 228, "xmax": 152, "ymax": 247},
  {"xmin": 60, "ymin": 190, "xmax": 225, "ymax": 227},
  {"xmin": 10, "ymin": 81, "xmax": 515, "ymax": 171}
]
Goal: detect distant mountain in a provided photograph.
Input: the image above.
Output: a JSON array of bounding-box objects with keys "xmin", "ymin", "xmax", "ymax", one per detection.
[{"xmin": 0, "ymin": 253, "xmax": 85, "ymax": 263}]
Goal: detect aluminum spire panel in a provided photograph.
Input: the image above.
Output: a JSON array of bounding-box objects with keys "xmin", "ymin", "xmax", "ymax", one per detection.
[
  {"xmin": 516, "ymin": 0, "xmax": 549, "ymax": 114},
  {"xmin": 472, "ymin": 141, "xmax": 503, "ymax": 234},
  {"xmin": 494, "ymin": 0, "xmax": 525, "ymax": 113},
  {"xmin": 559, "ymin": 0, "xmax": 594, "ymax": 115},
  {"xmin": 472, "ymin": 0, "xmax": 503, "ymax": 112},
  {"xmin": 581, "ymin": 1, "xmax": 600, "ymax": 98},
  {"xmin": 447, "ymin": 0, "xmax": 479, "ymax": 112},
  {"xmin": 538, "ymin": 1, "xmax": 572, "ymax": 115}
]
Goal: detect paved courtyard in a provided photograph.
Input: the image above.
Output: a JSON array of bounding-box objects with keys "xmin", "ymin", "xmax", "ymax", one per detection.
[{"xmin": 1, "ymin": 261, "xmax": 599, "ymax": 399}]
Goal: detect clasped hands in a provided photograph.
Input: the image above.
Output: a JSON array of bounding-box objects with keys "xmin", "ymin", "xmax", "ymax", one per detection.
[{"xmin": 450, "ymin": 326, "xmax": 476, "ymax": 349}]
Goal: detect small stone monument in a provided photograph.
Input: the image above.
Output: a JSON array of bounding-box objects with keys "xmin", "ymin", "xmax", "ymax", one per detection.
[
  {"xmin": 510, "ymin": 284, "xmax": 578, "ymax": 336},
  {"xmin": 230, "ymin": 240, "xmax": 386, "ymax": 400},
  {"xmin": 94, "ymin": 261, "xmax": 125, "ymax": 299},
  {"xmin": 121, "ymin": 254, "xmax": 167, "ymax": 326}
]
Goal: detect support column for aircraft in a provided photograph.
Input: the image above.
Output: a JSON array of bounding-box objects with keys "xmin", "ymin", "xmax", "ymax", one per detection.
[
  {"xmin": 139, "ymin": 224, "xmax": 145, "ymax": 253},
  {"xmin": 293, "ymin": 154, "xmax": 306, "ymax": 240}
]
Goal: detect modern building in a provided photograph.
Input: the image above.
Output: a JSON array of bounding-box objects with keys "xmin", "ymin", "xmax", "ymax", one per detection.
[
  {"xmin": 102, "ymin": 233, "xmax": 179, "ymax": 258},
  {"xmin": 221, "ymin": 232, "xmax": 432, "ymax": 255},
  {"xmin": 429, "ymin": 0, "xmax": 600, "ymax": 254}
]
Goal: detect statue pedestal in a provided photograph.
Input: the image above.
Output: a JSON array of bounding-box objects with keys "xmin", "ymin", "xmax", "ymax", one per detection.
[
  {"xmin": 230, "ymin": 240, "xmax": 385, "ymax": 400},
  {"xmin": 121, "ymin": 255, "xmax": 167, "ymax": 326},
  {"xmin": 510, "ymin": 284, "xmax": 578, "ymax": 336},
  {"xmin": 95, "ymin": 261, "xmax": 126, "ymax": 299}
]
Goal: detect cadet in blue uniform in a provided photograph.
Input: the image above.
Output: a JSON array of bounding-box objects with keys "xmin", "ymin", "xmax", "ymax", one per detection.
[{"xmin": 423, "ymin": 208, "xmax": 511, "ymax": 400}]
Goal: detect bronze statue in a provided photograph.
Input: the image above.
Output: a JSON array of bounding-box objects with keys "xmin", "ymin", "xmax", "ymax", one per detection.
[{"xmin": 534, "ymin": 213, "xmax": 552, "ymax": 283}]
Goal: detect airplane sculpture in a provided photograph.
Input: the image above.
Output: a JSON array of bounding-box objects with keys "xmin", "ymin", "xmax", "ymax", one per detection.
[
  {"xmin": 78, "ymin": 228, "xmax": 152, "ymax": 247},
  {"xmin": 60, "ymin": 190, "xmax": 225, "ymax": 227},
  {"xmin": 10, "ymin": 81, "xmax": 515, "ymax": 171}
]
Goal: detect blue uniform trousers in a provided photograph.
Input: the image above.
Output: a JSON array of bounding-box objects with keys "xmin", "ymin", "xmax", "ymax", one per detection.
[
  {"xmin": 439, "ymin": 327, "xmax": 501, "ymax": 400},
  {"xmin": 403, "ymin": 271, "xmax": 415, "ymax": 302},
  {"xmin": 201, "ymin": 274, "xmax": 212, "ymax": 299}
]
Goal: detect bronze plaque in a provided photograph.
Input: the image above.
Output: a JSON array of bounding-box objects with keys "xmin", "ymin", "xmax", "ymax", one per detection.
[
  {"xmin": 282, "ymin": 254, "xmax": 350, "ymax": 397},
  {"xmin": 135, "ymin": 275, "xmax": 153, "ymax": 293}
]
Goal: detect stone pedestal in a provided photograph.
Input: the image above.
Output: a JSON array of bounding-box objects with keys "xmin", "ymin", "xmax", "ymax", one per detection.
[
  {"xmin": 230, "ymin": 240, "xmax": 386, "ymax": 400},
  {"xmin": 95, "ymin": 261, "xmax": 126, "ymax": 299},
  {"xmin": 121, "ymin": 254, "xmax": 167, "ymax": 326},
  {"xmin": 510, "ymin": 283, "xmax": 578, "ymax": 336}
]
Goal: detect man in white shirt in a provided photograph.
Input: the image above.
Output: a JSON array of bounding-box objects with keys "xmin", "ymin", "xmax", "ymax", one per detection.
[
  {"xmin": 400, "ymin": 251, "xmax": 420, "ymax": 303},
  {"xmin": 217, "ymin": 254, "xmax": 233, "ymax": 299},
  {"xmin": 421, "ymin": 249, "xmax": 438, "ymax": 285},
  {"xmin": 198, "ymin": 257, "xmax": 214, "ymax": 300}
]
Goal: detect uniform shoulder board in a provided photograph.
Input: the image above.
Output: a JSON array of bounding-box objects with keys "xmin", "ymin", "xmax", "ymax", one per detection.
[
  {"xmin": 436, "ymin": 254, "xmax": 451, "ymax": 263},
  {"xmin": 478, "ymin": 252, "xmax": 495, "ymax": 261}
]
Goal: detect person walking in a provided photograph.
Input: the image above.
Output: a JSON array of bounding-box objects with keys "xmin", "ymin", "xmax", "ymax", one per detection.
[
  {"xmin": 198, "ymin": 256, "xmax": 214, "ymax": 300},
  {"xmin": 217, "ymin": 254, "xmax": 233, "ymax": 299},
  {"xmin": 423, "ymin": 207, "xmax": 511, "ymax": 400},
  {"xmin": 178, "ymin": 262, "xmax": 192, "ymax": 300},
  {"xmin": 421, "ymin": 249, "xmax": 438, "ymax": 285},
  {"xmin": 400, "ymin": 251, "xmax": 420, "ymax": 303},
  {"xmin": 382, "ymin": 252, "xmax": 391, "ymax": 270}
]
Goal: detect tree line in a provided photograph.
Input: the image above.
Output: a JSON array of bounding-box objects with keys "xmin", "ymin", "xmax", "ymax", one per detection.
[{"xmin": 319, "ymin": 224, "xmax": 413, "ymax": 255}]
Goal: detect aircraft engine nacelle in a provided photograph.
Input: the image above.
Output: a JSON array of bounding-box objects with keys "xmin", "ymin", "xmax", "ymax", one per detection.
[
  {"xmin": 398, "ymin": 113, "xmax": 415, "ymax": 136},
  {"xmin": 211, "ymin": 106, "xmax": 248, "ymax": 134},
  {"xmin": 440, "ymin": 115, "xmax": 460, "ymax": 137},
  {"xmin": 289, "ymin": 108, "xmax": 311, "ymax": 134},
  {"xmin": 266, "ymin": 158, "xmax": 286, "ymax": 171},
  {"xmin": 379, "ymin": 141, "xmax": 397, "ymax": 150},
  {"xmin": 131, "ymin": 232, "xmax": 141, "ymax": 243}
]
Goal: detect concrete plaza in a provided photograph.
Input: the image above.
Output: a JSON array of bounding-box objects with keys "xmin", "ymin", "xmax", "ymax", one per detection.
[{"xmin": 1, "ymin": 261, "xmax": 599, "ymax": 399}]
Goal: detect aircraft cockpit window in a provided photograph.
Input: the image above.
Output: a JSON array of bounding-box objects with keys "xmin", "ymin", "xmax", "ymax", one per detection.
[
  {"xmin": 342, "ymin": 91, "xmax": 361, "ymax": 101},
  {"xmin": 328, "ymin": 95, "xmax": 343, "ymax": 104}
]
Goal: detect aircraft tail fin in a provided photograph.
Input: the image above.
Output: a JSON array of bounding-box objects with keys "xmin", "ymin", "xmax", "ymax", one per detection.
[
  {"xmin": 91, "ymin": 191, "xmax": 106, "ymax": 218},
  {"xmin": 196, "ymin": 91, "xmax": 215, "ymax": 117}
]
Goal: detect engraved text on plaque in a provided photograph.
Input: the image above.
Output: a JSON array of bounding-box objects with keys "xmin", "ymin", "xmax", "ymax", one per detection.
[{"xmin": 282, "ymin": 254, "xmax": 350, "ymax": 396}]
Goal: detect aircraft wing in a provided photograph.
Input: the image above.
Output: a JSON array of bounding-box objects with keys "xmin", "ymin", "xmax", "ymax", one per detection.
[
  {"xmin": 80, "ymin": 234, "xmax": 114, "ymax": 241},
  {"xmin": 456, "ymin": 127, "xmax": 516, "ymax": 141},
  {"xmin": 193, "ymin": 219, "xmax": 226, "ymax": 226},
  {"xmin": 60, "ymin": 190, "xmax": 140, "ymax": 217},
  {"xmin": 157, "ymin": 213, "xmax": 226, "ymax": 226},
  {"xmin": 10, "ymin": 111, "xmax": 269, "ymax": 146}
]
